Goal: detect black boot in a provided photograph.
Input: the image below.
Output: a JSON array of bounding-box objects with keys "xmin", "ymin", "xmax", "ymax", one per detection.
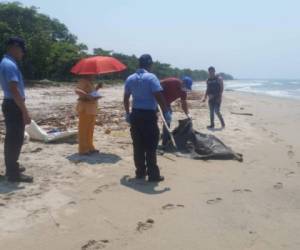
[
  {"xmin": 148, "ymin": 176, "xmax": 165, "ymax": 182},
  {"xmin": 207, "ymin": 124, "xmax": 215, "ymax": 129},
  {"xmin": 7, "ymin": 174, "xmax": 33, "ymax": 183}
]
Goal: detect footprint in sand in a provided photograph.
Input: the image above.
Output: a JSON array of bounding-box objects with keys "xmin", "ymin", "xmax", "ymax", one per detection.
[
  {"xmin": 81, "ymin": 239, "xmax": 109, "ymax": 250},
  {"xmin": 234, "ymin": 128, "xmax": 242, "ymax": 132},
  {"xmin": 67, "ymin": 201, "xmax": 77, "ymax": 206},
  {"xmin": 262, "ymin": 127, "xmax": 267, "ymax": 132},
  {"xmin": 31, "ymin": 147, "xmax": 43, "ymax": 153},
  {"xmin": 288, "ymin": 150, "xmax": 295, "ymax": 159},
  {"xmin": 94, "ymin": 183, "xmax": 117, "ymax": 194},
  {"xmin": 162, "ymin": 203, "xmax": 185, "ymax": 210},
  {"xmin": 27, "ymin": 208, "xmax": 48, "ymax": 219},
  {"xmin": 274, "ymin": 182, "xmax": 283, "ymax": 190},
  {"xmin": 206, "ymin": 198, "xmax": 222, "ymax": 205},
  {"xmin": 285, "ymin": 171, "xmax": 295, "ymax": 177},
  {"xmin": 136, "ymin": 219, "xmax": 155, "ymax": 232},
  {"xmin": 287, "ymin": 145, "xmax": 295, "ymax": 158},
  {"xmin": 94, "ymin": 185, "xmax": 109, "ymax": 194},
  {"xmin": 233, "ymin": 189, "xmax": 252, "ymax": 193}
]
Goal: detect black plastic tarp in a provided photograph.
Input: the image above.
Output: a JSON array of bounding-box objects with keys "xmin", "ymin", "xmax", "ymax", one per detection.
[{"xmin": 171, "ymin": 119, "xmax": 243, "ymax": 161}]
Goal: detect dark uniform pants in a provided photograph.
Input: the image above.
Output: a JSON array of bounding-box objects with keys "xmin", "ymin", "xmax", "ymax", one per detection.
[
  {"xmin": 130, "ymin": 109, "xmax": 160, "ymax": 178},
  {"xmin": 2, "ymin": 99, "xmax": 24, "ymax": 178}
]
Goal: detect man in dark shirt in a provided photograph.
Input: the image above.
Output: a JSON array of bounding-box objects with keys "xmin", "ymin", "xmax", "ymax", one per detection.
[
  {"xmin": 160, "ymin": 76, "xmax": 193, "ymax": 148},
  {"xmin": 203, "ymin": 66, "xmax": 225, "ymax": 129}
]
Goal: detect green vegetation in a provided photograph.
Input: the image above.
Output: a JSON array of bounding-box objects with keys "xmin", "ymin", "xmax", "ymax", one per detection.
[{"xmin": 0, "ymin": 2, "xmax": 234, "ymax": 82}]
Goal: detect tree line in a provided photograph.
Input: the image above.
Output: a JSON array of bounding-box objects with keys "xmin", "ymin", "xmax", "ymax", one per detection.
[{"xmin": 0, "ymin": 2, "xmax": 234, "ymax": 82}]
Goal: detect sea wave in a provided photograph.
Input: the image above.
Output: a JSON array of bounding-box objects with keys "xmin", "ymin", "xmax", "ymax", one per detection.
[{"xmin": 194, "ymin": 79, "xmax": 300, "ymax": 100}]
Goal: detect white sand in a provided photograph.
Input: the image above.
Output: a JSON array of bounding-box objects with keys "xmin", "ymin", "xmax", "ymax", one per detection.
[{"xmin": 0, "ymin": 85, "xmax": 299, "ymax": 250}]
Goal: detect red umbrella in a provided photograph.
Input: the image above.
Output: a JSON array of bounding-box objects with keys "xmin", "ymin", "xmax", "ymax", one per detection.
[{"xmin": 71, "ymin": 56, "xmax": 127, "ymax": 75}]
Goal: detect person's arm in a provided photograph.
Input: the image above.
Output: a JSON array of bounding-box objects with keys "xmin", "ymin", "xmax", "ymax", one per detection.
[
  {"xmin": 96, "ymin": 82, "xmax": 103, "ymax": 90},
  {"xmin": 219, "ymin": 78, "xmax": 224, "ymax": 95},
  {"xmin": 202, "ymin": 82, "xmax": 208, "ymax": 102},
  {"xmin": 75, "ymin": 88, "xmax": 94, "ymax": 101},
  {"xmin": 218, "ymin": 77, "xmax": 224, "ymax": 101},
  {"xmin": 181, "ymin": 99, "xmax": 189, "ymax": 115},
  {"xmin": 9, "ymin": 82, "xmax": 31, "ymax": 125},
  {"xmin": 153, "ymin": 91, "xmax": 168, "ymax": 113},
  {"xmin": 123, "ymin": 92, "xmax": 131, "ymax": 114},
  {"xmin": 123, "ymin": 78, "xmax": 132, "ymax": 115},
  {"xmin": 150, "ymin": 76, "xmax": 169, "ymax": 112}
]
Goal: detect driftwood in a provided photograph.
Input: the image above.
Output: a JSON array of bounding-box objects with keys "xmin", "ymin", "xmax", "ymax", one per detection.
[{"xmin": 230, "ymin": 112, "xmax": 253, "ymax": 116}]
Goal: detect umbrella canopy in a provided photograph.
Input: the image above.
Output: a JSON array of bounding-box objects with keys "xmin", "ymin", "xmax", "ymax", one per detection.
[{"xmin": 71, "ymin": 56, "xmax": 127, "ymax": 75}]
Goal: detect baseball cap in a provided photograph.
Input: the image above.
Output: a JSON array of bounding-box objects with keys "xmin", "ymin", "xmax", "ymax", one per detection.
[{"xmin": 182, "ymin": 76, "xmax": 193, "ymax": 90}]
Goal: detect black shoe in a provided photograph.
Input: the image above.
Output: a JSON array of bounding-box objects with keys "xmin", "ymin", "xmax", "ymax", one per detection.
[
  {"xmin": 135, "ymin": 174, "xmax": 146, "ymax": 180},
  {"xmin": 5, "ymin": 167, "xmax": 25, "ymax": 177},
  {"xmin": 157, "ymin": 145, "xmax": 166, "ymax": 151},
  {"xmin": 148, "ymin": 176, "xmax": 165, "ymax": 182},
  {"xmin": 207, "ymin": 125, "xmax": 214, "ymax": 129},
  {"xmin": 7, "ymin": 174, "xmax": 33, "ymax": 183}
]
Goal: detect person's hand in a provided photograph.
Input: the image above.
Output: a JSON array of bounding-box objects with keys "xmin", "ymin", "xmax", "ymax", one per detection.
[
  {"xmin": 23, "ymin": 112, "xmax": 31, "ymax": 125},
  {"xmin": 163, "ymin": 111, "xmax": 172, "ymax": 124},
  {"xmin": 186, "ymin": 113, "xmax": 192, "ymax": 120},
  {"xmin": 96, "ymin": 83, "xmax": 103, "ymax": 90},
  {"xmin": 86, "ymin": 94, "xmax": 95, "ymax": 101},
  {"xmin": 125, "ymin": 113, "xmax": 131, "ymax": 124},
  {"xmin": 201, "ymin": 98, "xmax": 206, "ymax": 103}
]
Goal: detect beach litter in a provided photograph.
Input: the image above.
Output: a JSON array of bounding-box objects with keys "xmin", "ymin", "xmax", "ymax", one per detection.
[
  {"xmin": 26, "ymin": 120, "xmax": 77, "ymax": 143},
  {"xmin": 231, "ymin": 112, "xmax": 254, "ymax": 116}
]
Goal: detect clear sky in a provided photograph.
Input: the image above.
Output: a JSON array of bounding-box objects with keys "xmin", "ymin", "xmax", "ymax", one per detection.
[{"xmin": 11, "ymin": 0, "xmax": 300, "ymax": 79}]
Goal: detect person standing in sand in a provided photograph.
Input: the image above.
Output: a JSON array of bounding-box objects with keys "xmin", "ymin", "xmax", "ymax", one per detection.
[
  {"xmin": 0, "ymin": 37, "xmax": 33, "ymax": 183},
  {"xmin": 203, "ymin": 66, "xmax": 225, "ymax": 129},
  {"xmin": 160, "ymin": 76, "xmax": 193, "ymax": 149},
  {"xmin": 123, "ymin": 54, "xmax": 171, "ymax": 182},
  {"xmin": 75, "ymin": 76, "xmax": 101, "ymax": 155}
]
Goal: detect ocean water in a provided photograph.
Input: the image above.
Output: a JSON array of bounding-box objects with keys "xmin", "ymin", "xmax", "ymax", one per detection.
[{"xmin": 194, "ymin": 79, "xmax": 300, "ymax": 100}]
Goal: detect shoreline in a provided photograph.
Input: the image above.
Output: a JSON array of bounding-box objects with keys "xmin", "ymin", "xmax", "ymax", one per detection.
[
  {"xmin": 227, "ymin": 89, "xmax": 300, "ymax": 101},
  {"xmin": 0, "ymin": 85, "xmax": 299, "ymax": 250},
  {"xmin": 194, "ymin": 79, "xmax": 300, "ymax": 101}
]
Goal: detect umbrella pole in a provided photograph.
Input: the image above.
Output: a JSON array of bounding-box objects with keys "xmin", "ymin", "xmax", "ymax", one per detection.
[{"xmin": 157, "ymin": 105, "xmax": 177, "ymax": 149}]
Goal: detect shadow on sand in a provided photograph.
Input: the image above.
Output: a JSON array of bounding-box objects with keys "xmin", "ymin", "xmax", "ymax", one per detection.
[
  {"xmin": 0, "ymin": 175, "xmax": 25, "ymax": 194},
  {"xmin": 207, "ymin": 127, "xmax": 225, "ymax": 132},
  {"xmin": 120, "ymin": 175, "xmax": 170, "ymax": 195},
  {"xmin": 67, "ymin": 152, "xmax": 122, "ymax": 165}
]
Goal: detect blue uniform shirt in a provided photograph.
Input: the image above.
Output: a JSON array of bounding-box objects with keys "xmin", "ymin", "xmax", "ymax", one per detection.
[
  {"xmin": 125, "ymin": 69, "xmax": 162, "ymax": 110},
  {"xmin": 0, "ymin": 54, "xmax": 25, "ymax": 99}
]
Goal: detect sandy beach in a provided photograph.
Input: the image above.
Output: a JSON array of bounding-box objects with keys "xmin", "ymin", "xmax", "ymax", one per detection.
[{"xmin": 0, "ymin": 84, "xmax": 299, "ymax": 250}]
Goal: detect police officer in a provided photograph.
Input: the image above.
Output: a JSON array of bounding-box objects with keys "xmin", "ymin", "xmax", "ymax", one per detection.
[
  {"xmin": 123, "ymin": 54, "xmax": 171, "ymax": 182},
  {"xmin": 0, "ymin": 37, "xmax": 33, "ymax": 183}
]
